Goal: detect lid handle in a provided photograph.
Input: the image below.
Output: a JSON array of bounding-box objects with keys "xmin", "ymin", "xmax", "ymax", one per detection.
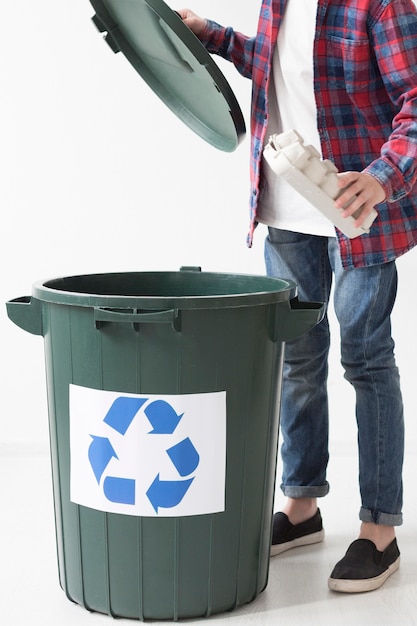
[
  {"xmin": 91, "ymin": 13, "xmax": 121, "ymax": 53},
  {"xmin": 158, "ymin": 18, "xmax": 194, "ymax": 73}
]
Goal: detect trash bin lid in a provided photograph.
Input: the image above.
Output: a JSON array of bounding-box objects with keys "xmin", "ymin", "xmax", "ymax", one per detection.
[{"xmin": 89, "ymin": 0, "xmax": 246, "ymax": 151}]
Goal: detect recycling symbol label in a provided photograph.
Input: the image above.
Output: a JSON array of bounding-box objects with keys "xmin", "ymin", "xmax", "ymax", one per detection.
[{"xmin": 69, "ymin": 384, "xmax": 226, "ymax": 517}]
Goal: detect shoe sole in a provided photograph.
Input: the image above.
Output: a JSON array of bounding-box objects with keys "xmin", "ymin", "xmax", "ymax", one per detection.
[
  {"xmin": 270, "ymin": 529, "xmax": 325, "ymax": 556},
  {"xmin": 328, "ymin": 556, "xmax": 400, "ymax": 593}
]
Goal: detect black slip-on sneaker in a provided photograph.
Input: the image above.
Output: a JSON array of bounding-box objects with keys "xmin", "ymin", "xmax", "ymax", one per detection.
[
  {"xmin": 328, "ymin": 538, "xmax": 400, "ymax": 593},
  {"xmin": 270, "ymin": 508, "xmax": 324, "ymax": 556}
]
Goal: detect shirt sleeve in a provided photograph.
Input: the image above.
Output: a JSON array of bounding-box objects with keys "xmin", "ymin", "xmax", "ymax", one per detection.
[
  {"xmin": 198, "ymin": 19, "xmax": 256, "ymax": 80},
  {"xmin": 364, "ymin": 1, "xmax": 417, "ymax": 203}
]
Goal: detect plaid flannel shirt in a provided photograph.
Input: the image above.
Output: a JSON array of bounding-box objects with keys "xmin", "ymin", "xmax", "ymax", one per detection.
[{"xmin": 200, "ymin": 0, "xmax": 417, "ymax": 268}]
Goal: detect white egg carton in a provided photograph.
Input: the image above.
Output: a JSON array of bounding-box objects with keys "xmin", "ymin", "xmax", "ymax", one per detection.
[{"xmin": 263, "ymin": 129, "xmax": 377, "ymax": 238}]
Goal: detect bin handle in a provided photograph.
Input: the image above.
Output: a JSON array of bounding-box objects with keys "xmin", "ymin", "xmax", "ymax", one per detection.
[
  {"xmin": 269, "ymin": 297, "xmax": 326, "ymax": 342},
  {"xmin": 94, "ymin": 307, "xmax": 181, "ymax": 332},
  {"xmin": 6, "ymin": 296, "xmax": 44, "ymax": 336}
]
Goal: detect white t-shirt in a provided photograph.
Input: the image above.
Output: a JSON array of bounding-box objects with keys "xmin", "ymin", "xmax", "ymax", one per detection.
[{"xmin": 257, "ymin": 0, "xmax": 335, "ymax": 236}]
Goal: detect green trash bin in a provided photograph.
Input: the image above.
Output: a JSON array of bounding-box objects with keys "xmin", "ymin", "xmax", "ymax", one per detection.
[{"xmin": 6, "ymin": 267, "xmax": 324, "ymax": 620}]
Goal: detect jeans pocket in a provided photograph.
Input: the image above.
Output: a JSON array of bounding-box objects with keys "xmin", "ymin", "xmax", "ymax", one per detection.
[{"xmin": 267, "ymin": 227, "xmax": 311, "ymax": 245}]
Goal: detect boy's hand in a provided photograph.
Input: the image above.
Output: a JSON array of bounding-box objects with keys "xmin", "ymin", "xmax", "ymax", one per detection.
[
  {"xmin": 176, "ymin": 9, "xmax": 206, "ymax": 36},
  {"xmin": 335, "ymin": 172, "xmax": 385, "ymax": 228}
]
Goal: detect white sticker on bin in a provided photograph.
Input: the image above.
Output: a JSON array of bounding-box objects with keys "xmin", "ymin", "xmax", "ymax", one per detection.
[{"xmin": 70, "ymin": 384, "xmax": 226, "ymax": 517}]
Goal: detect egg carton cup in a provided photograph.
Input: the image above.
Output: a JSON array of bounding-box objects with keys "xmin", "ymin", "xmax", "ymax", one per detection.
[{"xmin": 263, "ymin": 129, "xmax": 377, "ymax": 238}]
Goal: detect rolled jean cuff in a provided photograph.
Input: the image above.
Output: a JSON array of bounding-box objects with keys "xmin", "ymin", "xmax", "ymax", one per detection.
[
  {"xmin": 281, "ymin": 482, "xmax": 330, "ymax": 498},
  {"xmin": 359, "ymin": 507, "xmax": 403, "ymax": 526}
]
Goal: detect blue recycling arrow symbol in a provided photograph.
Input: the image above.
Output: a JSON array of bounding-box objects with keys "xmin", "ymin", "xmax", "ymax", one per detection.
[
  {"xmin": 146, "ymin": 437, "xmax": 200, "ymax": 512},
  {"xmin": 88, "ymin": 435, "xmax": 118, "ymax": 483},
  {"xmin": 146, "ymin": 475, "xmax": 194, "ymax": 513},
  {"xmin": 87, "ymin": 396, "xmax": 200, "ymax": 514},
  {"xmin": 104, "ymin": 396, "xmax": 147, "ymax": 435},
  {"xmin": 145, "ymin": 400, "xmax": 183, "ymax": 434},
  {"xmin": 103, "ymin": 476, "xmax": 136, "ymax": 505},
  {"xmin": 167, "ymin": 438, "xmax": 200, "ymax": 476}
]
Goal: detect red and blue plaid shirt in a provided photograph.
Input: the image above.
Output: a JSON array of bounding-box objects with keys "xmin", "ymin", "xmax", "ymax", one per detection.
[{"xmin": 201, "ymin": 0, "xmax": 417, "ymax": 268}]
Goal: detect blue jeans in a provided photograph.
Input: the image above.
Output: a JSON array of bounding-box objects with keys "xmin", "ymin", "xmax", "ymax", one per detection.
[{"xmin": 265, "ymin": 228, "xmax": 404, "ymax": 526}]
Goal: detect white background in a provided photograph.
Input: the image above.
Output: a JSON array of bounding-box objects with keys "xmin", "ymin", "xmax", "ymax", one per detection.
[
  {"xmin": 1, "ymin": 0, "xmax": 262, "ymax": 447},
  {"xmin": 2, "ymin": 2, "xmax": 417, "ymax": 624},
  {"xmin": 1, "ymin": 0, "xmax": 417, "ymax": 480}
]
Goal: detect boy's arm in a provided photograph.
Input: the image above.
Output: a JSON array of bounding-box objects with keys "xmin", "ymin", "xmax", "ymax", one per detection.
[
  {"xmin": 364, "ymin": 3, "xmax": 417, "ymax": 202},
  {"xmin": 177, "ymin": 9, "xmax": 255, "ymax": 79}
]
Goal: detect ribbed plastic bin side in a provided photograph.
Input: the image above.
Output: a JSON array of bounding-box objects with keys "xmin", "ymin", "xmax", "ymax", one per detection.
[{"xmin": 7, "ymin": 270, "xmax": 324, "ymax": 620}]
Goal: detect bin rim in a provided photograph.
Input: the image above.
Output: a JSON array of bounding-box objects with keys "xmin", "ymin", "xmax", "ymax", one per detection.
[{"xmin": 31, "ymin": 270, "xmax": 298, "ymax": 310}]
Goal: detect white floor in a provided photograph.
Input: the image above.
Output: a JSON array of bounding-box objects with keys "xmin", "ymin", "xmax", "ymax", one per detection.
[{"xmin": 2, "ymin": 435, "xmax": 417, "ymax": 626}]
